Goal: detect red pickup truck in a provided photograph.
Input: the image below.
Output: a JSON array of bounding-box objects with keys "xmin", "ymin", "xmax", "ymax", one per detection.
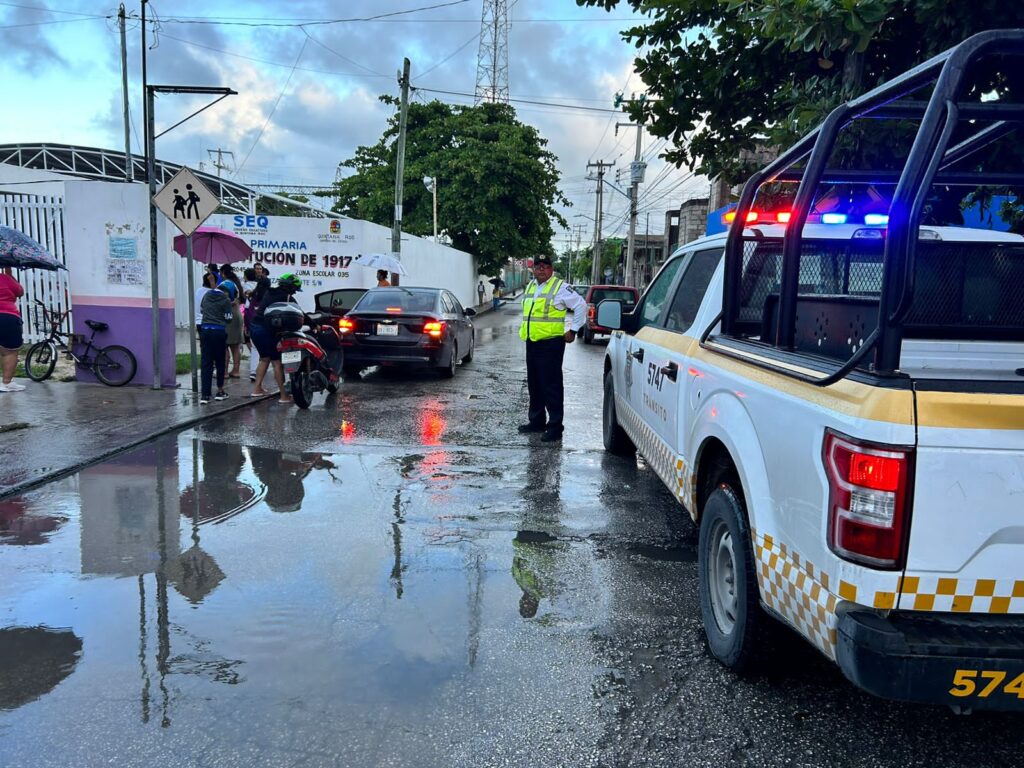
[{"xmin": 581, "ymin": 284, "xmax": 639, "ymax": 344}]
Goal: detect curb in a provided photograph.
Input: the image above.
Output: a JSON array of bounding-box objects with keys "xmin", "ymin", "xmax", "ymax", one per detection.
[{"xmin": 0, "ymin": 393, "xmax": 274, "ymax": 501}]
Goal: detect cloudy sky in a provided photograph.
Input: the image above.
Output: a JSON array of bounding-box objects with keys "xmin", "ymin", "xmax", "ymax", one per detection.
[{"xmin": 0, "ymin": 0, "xmax": 708, "ymax": 249}]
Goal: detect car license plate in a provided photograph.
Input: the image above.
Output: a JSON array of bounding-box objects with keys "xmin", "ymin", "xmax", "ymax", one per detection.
[
  {"xmin": 281, "ymin": 350, "xmax": 302, "ymax": 364},
  {"xmin": 377, "ymin": 324, "xmax": 399, "ymax": 336}
]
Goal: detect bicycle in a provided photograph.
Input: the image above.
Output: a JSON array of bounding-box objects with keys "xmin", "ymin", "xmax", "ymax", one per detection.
[{"xmin": 24, "ymin": 300, "xmax": 137, "ymax": 386}]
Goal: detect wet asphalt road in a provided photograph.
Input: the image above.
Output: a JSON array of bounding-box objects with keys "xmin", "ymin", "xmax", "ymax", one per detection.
[{"xmin": 1, "ymin": 301, "xmax": 1021, "ymax": 768}]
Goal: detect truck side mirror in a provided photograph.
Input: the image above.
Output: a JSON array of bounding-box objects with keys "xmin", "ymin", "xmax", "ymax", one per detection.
[{"xmin": 597, "ymin": 300, "xmax": 622, "ymax": 330}]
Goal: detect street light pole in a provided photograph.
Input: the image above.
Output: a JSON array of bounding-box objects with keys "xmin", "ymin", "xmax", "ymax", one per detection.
[
  {"xmin": 145, "ymin": 85, "xmax": 236, "ymax": 390},
  {"xmin": 391, "ymin": 58, "xmax": 411, "ymax": 284},
  {"xmin": 432, "ymin": 177, "xmax": 438, "ymax": 241}
]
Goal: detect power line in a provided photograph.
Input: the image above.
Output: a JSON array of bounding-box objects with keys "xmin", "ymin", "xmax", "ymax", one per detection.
[
  {"xmin": 0, "ymin": 1, "xmax": 105, "ymax": 17},
  {"xmin": 235, "ymin": 36, "xmax": 309, "ymax": 177},
  {"xmin": 156, "ymin": 31, "xmax": 391, "ymax": 79},
  {"xmin": 412, "ymin": 87, "xmax": 622, "ymax": 113},
  {"xmin": 146, "ymin": 0, "xmax": 473, "ymax": 28},
  {"xmin": 0, "ymin": 16, "xmax": 102, "ymax": 29},
  {"xmin": 301, "ymin": 26, "xmax": 387, "ymax": 78}
]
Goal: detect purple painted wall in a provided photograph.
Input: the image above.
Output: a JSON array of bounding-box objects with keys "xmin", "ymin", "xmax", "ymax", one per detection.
[{"xmin": 72, "ymin": 304, "xmax": 176, "ymax": 387}]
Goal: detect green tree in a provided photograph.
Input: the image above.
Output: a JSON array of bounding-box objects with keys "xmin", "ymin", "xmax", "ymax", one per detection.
[
  {"xmin": 570, "ymin": 238, "xmax": 624, "ymax": 283},
  {"xmin": 332, "ymin": 99, "xmax": 568, "ymax": 275},
  {"xmin": 577, "ymin": 1, "xmax": 1024, "ymax": 184}
]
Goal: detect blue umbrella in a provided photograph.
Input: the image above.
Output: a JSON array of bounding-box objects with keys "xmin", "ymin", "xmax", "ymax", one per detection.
[{"xmin": 0, "ymin": 225, "xmax": 66, "ymax": 271}]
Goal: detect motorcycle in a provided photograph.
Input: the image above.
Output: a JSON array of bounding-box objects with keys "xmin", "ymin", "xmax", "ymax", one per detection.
[{"xmin": 264, "ymin": 303, "xmax": 344, "ymax": 409}]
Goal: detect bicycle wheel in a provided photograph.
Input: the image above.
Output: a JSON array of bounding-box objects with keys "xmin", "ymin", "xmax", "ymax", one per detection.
[
  {"xmin": 24, "ymin": 341, "xmax": 57, "ymax": 382},
  {"xmin": 93, "ymin": 345, "xmax": 137, "ymax": 386}
]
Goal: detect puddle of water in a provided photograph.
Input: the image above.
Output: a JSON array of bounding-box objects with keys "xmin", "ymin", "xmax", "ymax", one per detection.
[{"xmin": 0, "ymin": 431, "xmax": 613, "ymax": 763}]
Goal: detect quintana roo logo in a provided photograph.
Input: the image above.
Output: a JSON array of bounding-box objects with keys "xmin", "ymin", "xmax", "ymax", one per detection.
[
  {"xmin": 624, "ymin": 346, "xmax": 634, "ymax": 390},
  {"xmin": 329, "ymin": 220, "xmax": 341, "ymax": 234}
]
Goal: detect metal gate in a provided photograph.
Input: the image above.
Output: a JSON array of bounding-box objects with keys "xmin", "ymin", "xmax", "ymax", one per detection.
[{"xmin": 0, "ymin": 193, "xmax": 70, "ymax": 343}]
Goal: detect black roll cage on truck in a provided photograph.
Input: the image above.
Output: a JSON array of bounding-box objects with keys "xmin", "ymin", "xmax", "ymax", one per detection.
[{"xmin": 714, "ymin": 29, "xmax": 1024, "ymax": 386}]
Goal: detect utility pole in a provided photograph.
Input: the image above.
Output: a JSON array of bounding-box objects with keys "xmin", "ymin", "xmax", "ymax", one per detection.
[
  {"xmin": 587, "ymin": 160, "xmax": 613, "ymax": 285},
  {"xmin": 617, "ymin": 121, "xmax": 645, "ymax": 287},
  {"xmin": 118, "ymin": 4, "xmax": 132, "ymax": 181},
  {"xmin": 206, "ymin": 148, "xmax": 235, "ymax": 177},
  {"xmin": 391, "ymin": 58, "xmax": 411, "ymax": 284}
]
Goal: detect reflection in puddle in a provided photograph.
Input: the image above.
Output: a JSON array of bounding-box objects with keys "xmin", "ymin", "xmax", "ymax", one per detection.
[
  {"xmin": 0, "ymin": 495, "xmax": 67, "ymax": 546},
  {"xmin": 0, "ymin": 626, "xmax": 82, "ymax": 711}
]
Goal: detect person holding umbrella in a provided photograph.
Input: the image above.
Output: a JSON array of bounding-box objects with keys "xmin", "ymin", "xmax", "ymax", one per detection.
[{"xmin": 0, "ymin": 267, "xmax": 25, "ymax": 392}]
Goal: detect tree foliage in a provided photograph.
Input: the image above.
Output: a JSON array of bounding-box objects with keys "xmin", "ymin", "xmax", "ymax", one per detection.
[
  {"xmin": 331, "ymin": 99, "xmax": 568, "ymax": 276},
  {"xmin": 578, "ymin": 1, "xmax": 1024, "ymax": 183}
]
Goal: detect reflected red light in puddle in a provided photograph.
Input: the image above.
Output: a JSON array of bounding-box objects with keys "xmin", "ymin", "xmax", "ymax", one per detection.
[
  {"xmin": 340, "ymin": 421, "xmax": 356, "ymax": 442},
  {"xmin": 418, "ymin": 400, "xmax": 447, "ymax": 446}
]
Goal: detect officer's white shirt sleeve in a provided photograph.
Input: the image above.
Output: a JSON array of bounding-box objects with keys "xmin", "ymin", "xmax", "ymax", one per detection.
[{"xmin": 553, "ymin": 282, "xmax": 587, "ymax": 332}]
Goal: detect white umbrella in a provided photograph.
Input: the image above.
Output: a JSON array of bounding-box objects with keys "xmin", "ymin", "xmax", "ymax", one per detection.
[{"xmin": 351, "ymin": 252, "xmax": 409, "ymax": 276}]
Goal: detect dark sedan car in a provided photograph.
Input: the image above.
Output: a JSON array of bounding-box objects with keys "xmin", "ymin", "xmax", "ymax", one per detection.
[{"xmin": 337, "ymin": 287, "xmax": 476, "ymax": 378}]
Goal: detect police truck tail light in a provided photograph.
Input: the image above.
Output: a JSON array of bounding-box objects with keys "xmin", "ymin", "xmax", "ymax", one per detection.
[
  {"xmin": 338, "ymin": 318, "xmax": 355, "ymax": 334},
  {"xmin": 723, "ymin": 210, "xmax": 759, "ymax": 224},
  {"xmin": 822, "ymin": 430, "xmax": 913, "ymax": 570},
  {"xmin": 423, "ymin": 321, "xmax": 445, "ymax": 338}
]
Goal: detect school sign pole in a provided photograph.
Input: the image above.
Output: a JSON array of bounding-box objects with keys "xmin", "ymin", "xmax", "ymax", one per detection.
[{"xmin": 144, "ymin": 85, "xmax": 235, "ymax": 389}]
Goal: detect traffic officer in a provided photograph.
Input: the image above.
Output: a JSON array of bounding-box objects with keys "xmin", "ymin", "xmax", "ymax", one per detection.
[{"xmin": 518, "ymin": 256, "xmax": 587, "ymax": 442}]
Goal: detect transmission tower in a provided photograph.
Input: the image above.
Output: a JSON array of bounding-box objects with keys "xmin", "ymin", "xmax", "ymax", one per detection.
[{"xmin": 474, "ymin": 0, "xmax": 510, "ymax": 104}]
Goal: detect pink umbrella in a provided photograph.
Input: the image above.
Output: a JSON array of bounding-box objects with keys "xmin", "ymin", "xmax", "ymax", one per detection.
[{"xmin": 172, "ymin": 226, "xmax": 252, "ymax": 264}]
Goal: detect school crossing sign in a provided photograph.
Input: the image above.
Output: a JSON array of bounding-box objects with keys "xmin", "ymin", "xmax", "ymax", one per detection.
[{"xmin": 152, "ymin": 167, "xmax": 219, "ymax": 236}]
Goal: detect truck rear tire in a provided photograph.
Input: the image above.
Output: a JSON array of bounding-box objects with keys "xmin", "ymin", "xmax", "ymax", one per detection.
[
  {"xmin": 698, "ymin": 483, "xmax": 769, "ymax": 673},
  {"xmin": 602, "ymin": 371, "xmax": 635, "ymax": 455}
]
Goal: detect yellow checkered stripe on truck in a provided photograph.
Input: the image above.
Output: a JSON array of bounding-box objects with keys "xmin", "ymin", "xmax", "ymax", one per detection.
[
  {"xmin": 615, "ymin": 395, "xmax": 694, "ymax": 510},
  {"xmin": 895, "ymin": 577, "xmax": 1024, "ymax": 613},
  {"xmin": 752, "ymin": 530, "xmax": 849, "ymax": 660}
]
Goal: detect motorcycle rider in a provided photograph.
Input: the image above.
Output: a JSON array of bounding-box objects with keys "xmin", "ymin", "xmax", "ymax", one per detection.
[{"xmin": 249, "ymin": 273, "xmax": 302, "ymax": 403}]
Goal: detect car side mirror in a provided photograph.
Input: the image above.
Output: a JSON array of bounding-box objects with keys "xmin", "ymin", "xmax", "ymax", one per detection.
[
  {"xmin": 596, "ymin": 300, "xmax": 622, "ymax": 330},
  {"xmin": 464, "ymin": 307, "xmax": 477, "ymax": 317}
]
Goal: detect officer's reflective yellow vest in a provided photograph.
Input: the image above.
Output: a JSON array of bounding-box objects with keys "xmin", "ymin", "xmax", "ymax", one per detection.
[{"xmin": 519, "ymin": 278, "xmax": 567, "ymax": 341}]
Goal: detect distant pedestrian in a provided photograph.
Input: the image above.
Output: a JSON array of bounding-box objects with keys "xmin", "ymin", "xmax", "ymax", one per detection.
[
  {"xmin": 517, "ymin": 256, "xmax": 586, "ymax": 442},
  {"xmin": 492, "ymin": 284, "xmax": 501, "ymax": 311},
  {"xmin": 376, "ymin": 269, "xmax": 391, "ymax": 288},
  {"xmin": 477, "ymin": 280, "xmax": 485, "ymax": 306},
  {"xmin": 0, "ymin": 268, "xmax": 26, "ymax": 392},
  {"xmin": 250, "ymin": 272, "xmax": 302, "ymax": 403},
  {"xmin": 198, "ymin": 280, "xmax": 236, "ymax": 404}
]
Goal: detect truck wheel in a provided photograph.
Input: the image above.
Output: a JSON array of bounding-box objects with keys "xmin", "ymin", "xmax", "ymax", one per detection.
[
  {"xmin": 582, "ymin": 327, "xmax": 593, "ymax": 345},
  {"xmin": 698, "ymin": 483, "xmax": 768, "ymax": 673},
  {"xmin": 602, "ymin": 371, "xmax": 635, "ymax": 455}
]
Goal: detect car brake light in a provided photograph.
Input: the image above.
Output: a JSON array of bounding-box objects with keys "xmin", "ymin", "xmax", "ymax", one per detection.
[
  {"xmin": 822, "ymin": 430, "xmax": 913, "ymax": 570},
  {"xmin": 338, "ymin": 318, "xmax": 355, "ymax": 334},
  {"xmin": 587, "ymin": 305, "xmax": 595, "ymax": 319},
  {"xmin": 423, "ymin": 321, "xmax": 444, "ymax": 338},
  {"xmin": 386, "ymin": 307, "xmax": 402, "ymax": 313},
  {"xmin": 775, "ymin": 211, "xmax": 792, "ymax": 224}
]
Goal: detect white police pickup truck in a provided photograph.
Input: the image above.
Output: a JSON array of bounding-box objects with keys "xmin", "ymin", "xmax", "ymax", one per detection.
[{"xmin": 597, "ymin": 30, "xmax": 1024, "ymax": 711}]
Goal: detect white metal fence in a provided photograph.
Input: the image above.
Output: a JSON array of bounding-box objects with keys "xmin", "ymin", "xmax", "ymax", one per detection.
[{"xmin": 1, "ymin": 193, "xmax": 71, "ymax": 343}]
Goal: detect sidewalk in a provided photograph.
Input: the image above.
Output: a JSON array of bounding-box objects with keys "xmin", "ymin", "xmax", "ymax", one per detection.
[
  {"xmin": 5, "ymin": 296, "xmax": 523, "ymax": 501},
  {"xmin": 0, "ymin": 374, "xmax": 271, "ymax": 500}
]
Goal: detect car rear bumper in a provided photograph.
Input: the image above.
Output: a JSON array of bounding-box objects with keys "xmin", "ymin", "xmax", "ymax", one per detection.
[
  {"xmin": 341, "ymin": 341, "xmax": 445, "ymax": 366},
  {"xmin": 836, "ymin": 608, "xmax": 1024, "ymax": 711}
]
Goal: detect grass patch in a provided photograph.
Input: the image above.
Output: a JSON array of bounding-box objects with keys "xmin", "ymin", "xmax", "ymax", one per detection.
[{"xmin": 176, "ymin": 353, "xmax": 195, "ymax": 375}]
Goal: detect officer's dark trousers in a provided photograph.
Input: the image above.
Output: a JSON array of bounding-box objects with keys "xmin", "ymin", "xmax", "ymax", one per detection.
[{"xmin": 526, "ymin": 337, "xmax": 566, "ymax": 430}]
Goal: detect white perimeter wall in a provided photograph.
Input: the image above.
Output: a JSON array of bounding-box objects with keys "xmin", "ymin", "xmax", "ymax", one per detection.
[{"xmin": 172, "ymin": 213, "xmax": 489, "ymax": 325}]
